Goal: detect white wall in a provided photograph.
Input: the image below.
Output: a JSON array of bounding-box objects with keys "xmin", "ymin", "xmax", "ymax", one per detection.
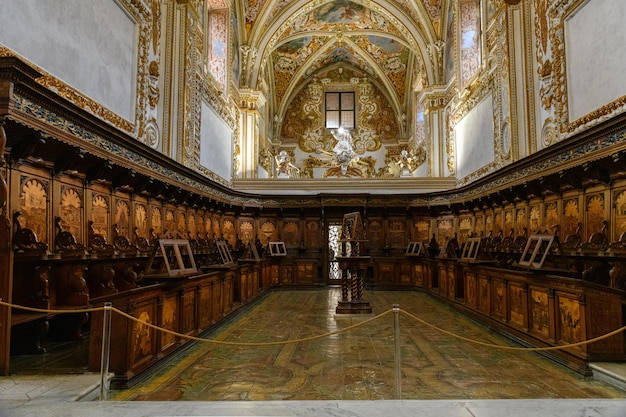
[
  {"xmin": 0, "ymin": 0, "xmax": 136, "ymax": 121},
  {"xmin": 455, "ymin": 95, "xmax": 495, "ymax": 180},
  {"xmin": 566, "ymin": 0, "xmax": 626, "ymax": 122},
  {"xmin": 200, "ymin": 101, "xmax": 233, "ymax": 182}
]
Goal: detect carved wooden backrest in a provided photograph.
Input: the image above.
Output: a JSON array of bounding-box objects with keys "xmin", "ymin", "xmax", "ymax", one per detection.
[
  {"xmin": 55, "ymin": 217, "xmax": 85, "ymax": 255},
  {"xmin": 581, "ymin": 224, "xmax": 609, "ymax": 251},
  {"xmin": 13, "ymin": 211, "xmax": 48, "ymax": 254},
  {"xmin": 608, "ymin": 231, "xmax": 626, "ymax": 252}
]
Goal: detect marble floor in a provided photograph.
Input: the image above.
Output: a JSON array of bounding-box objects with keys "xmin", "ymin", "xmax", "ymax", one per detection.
[{"xmin": 106, "ymin": 288, "xmax": 624, "ymax": 401}]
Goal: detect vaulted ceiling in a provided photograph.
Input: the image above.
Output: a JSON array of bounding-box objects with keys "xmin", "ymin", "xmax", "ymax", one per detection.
[{"xmin": 240, "ymin": 0, "xmax": 447, "ymax": 140}]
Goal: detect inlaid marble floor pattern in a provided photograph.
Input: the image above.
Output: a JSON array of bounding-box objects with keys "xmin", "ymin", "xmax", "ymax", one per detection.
[{"xmin": 111, "ymin": 288, "xmax": 624, "ymax": 401}]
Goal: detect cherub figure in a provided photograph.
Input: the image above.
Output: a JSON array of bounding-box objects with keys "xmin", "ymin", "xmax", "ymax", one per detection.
[{"xmin": 275, "ymin": 150, "xmax": 299, "ymax": 178}]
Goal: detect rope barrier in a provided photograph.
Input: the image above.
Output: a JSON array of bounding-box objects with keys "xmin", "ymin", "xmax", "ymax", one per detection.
[
  {"xmin": 400, "ymin": 309, "xmax": 626, "ymax": 352},
  {"xmin": 113, "ymin": 306, "xmax": 393, "ymax": 346},
  {"xmin": 1, "ymin": 298, "xmax": 625, "ymax": 351},
  {"xmin": 0, "ymin": 300, "xmax": 103, "ymax": 315}
]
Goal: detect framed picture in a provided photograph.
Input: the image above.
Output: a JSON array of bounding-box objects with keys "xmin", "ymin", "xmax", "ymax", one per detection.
[
  {"xmin": 405, "ymin": 241, "xmax": 423, "ymax": 256},
  {"xmin": 216, "ymin": 240, "xmax": 235, "ymax": 266},
  {"xmin": 460, "ymin": 237, "xmax": 481, "ymax": 261},
  {"xmin": 158, "ymin": 239, "xmax": 198, "ymax": 277},
  {"xmin": 518, "ymin": 235, "xmax": 555, "ymax": 269},
  {"xmin": 269, "ymin": 241, "xmax": 287, "ymax": 256}
]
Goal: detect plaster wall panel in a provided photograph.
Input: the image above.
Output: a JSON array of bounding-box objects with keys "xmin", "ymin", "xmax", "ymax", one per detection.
[
  {"xmin": 0, "ymin": 0, "xmax": 136, "ymax": 121},
  {"xmin": 455, "ymin": 95, "xmax": 495, "ymax": 179},
  {"xmin": 565, "ymin": 0, "xmax": 626, "ymax": 122},
  {"xmin": 200, "ymin": 101, "xmax": 233, "ymax": 182}
]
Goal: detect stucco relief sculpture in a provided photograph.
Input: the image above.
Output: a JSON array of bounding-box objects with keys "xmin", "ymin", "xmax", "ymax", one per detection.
[
  {"xmin": 275, "ymin": 150, "xmax": 299, "ymax": 178},
  {"xmin": 318, "ymin": 128, "xmax": 375, "ymax": 178}
]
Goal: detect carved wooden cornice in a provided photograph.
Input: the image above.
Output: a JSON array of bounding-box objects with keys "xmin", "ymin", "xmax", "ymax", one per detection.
[{"xmin": 2, "ymin": 54, "xmax": 626, "ymax": 216}]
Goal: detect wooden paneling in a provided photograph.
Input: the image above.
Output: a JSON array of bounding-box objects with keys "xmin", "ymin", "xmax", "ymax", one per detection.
[
  {"xmin": 88, "ymin": 271, "xmax": 235, "ymax": 387},
  {"xmin": 508, "ymin": 281, "xmax": 527, "ymax": 330},
  {"xmin": 413, "ymin": 262, "xmax": 424, "ymax": 287},
  {"xmin": 374, "ymin": 259, "xmax": 396, "ymax": 286},
  {"xmin": 159, "ymin": 292, "xmax": 178, "ymax": 352},
  {"xmin": 296, "ymin": 259, "xmax": 318, "ymax": 285},
  {"xmin": 198, "ymin": 283, "xmax": 212, "ymax": 329},
  {"xmin": 372, "ymin": 257, "xmax": 422, "ymax": 287},
  {"xmin": 585, "ymin": 289, "xmax": 624, "ymax": 355},
  {"xmin": 529, "ymin": 286, "xmax": 552, "ymax": 340},
  {"xmin": 491, "ymin": 278, "xmax": 507, "ymax": 322},
  {"xmin": 423, "ymin": 259, "xmax": 626, "ymax": 371},
  {"xmin": 477, "ymin": 274, "xmax": 491, "ymax": 315},
  {"xmin": 465, "ymin": 270, "xmax": 478, "ymax": 309}
]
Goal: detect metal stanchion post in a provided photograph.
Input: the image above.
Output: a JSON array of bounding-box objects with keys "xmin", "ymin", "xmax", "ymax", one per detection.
[
  {"xmin": 393, "ymin": 304, "xmax": 401, "ymax": 400},
  {"xmin": 99, "ymin": 302, "xmax": 112, "ymax": 401}
]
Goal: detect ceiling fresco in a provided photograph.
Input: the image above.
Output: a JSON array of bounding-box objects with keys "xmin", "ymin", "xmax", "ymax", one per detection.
[
  {"xmin": 242, "ymin": 0, "xmax": 445, "ymax": 126},
  {"xmin": 231, "ymin": 0, "xmax": 454, "ymax": 178}
]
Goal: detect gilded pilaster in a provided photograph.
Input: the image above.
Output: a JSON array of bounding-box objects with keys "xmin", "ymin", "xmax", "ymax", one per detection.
[
  {"xmin": 166, "ymin": 1, "xmax": 203, "ymax": 168},
  {"xmin": 238, "ymin": 89, "xmax": 266, "ymax": 179},
  {"xmin": 421, "ymin": 87, "xmax": 448, "ymax": 177}
]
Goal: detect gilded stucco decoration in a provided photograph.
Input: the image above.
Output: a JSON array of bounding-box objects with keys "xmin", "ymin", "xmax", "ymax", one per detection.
[
  {"xmin": 281, "ymin": 86, "xmax": 321, "ymax": 146},
  {"xmin": 282, "ymin": 75, "xmax": 397, "ymax": 151},
  {"xmin": 148, "ymin": 60, "xmax": 161, "ymax": 109},
  {"xmin": 293, "ymin": 81, "xmax": 326, "ymax": 152},
  {"xmin": 239, "ymin": 46, "xmax": 258, "ymax": 89},
  {"xmin": 145, "ymin": 119, "xmax": 160, "ymax": 148},
  {"xmin": 541, "ymin": 118, "xmax": 557, "ymax": 147},
  {"xmin": 244, "ymin": 0, "xmax": 266, "ymax": 35},
  {"xmin": 182, "ymin": 12, "xmax": 203, "ymax": 172},
  {"xmin": 536, "ymin": 0, "xmax": 626, "ymax": 136},
  {"xmin": 271, "ymin": 36, "xmax": 327, "ymax": 106},
  {"xmin": 446, "ymin": 116, "xmax": 456, "ymax": 177},
  {"xmin": 258, "ymin": 146, "xmax": 274, "ymax": 174},
  {"xmin": 383, "ymin": 144, "xmax": 427, "ymax": 178},
  {"xmin": 394, "ymin": 0, "xmax": 442, "ymax": 34},
  {"xmin": 351, "ymin": 34, "xmax": 409, "ymax": 104},
  {"xmin": 491, "ymin": 9, "xmax": 512, "ymax": 165},
  {"xmin": 1, "ymin": 0, "xmax": 160, "ymax": 145},
  {"xmin": 237, "ymin": 0, "xmax": 447, "ymax": 181},
  {"xmin": 354, "ymin": 81, "xmax": 382, "ymax": 152},
  {"xmin": 147, "ymin": 0, "xmax": 162, "ymax": 129}
]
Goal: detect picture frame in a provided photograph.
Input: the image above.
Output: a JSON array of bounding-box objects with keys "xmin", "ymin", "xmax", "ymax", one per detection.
[
  {"xmin": 460, "ymin": 237, "xmax": 481, "ymax": 262},
  {"xmin": 158, "ymin": 239, "xmax": 198, "ymax": 277},
  {"xmin": 405, "ymin": 241, "xmax": 423, "ymax": 256},
  {"xmin": 269, "ymin": 241, "xmax": 287, "ymax": 256},
  {"xmin": 216, "ymin": 240, "xmax": 235, "ymax": 266},
  {"xmin": 518, "ymin": 235, "xmax": 555, "ymax": 269}
]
